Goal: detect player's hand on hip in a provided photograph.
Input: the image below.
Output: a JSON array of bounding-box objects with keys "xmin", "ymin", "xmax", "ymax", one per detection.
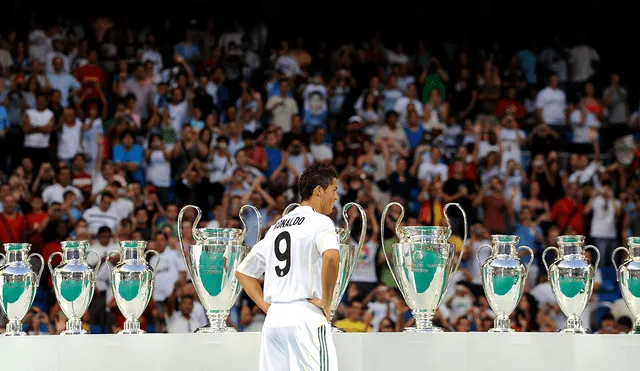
[{"xmin": 307, "ymin": 297, "xmax": 331, "ymax": 322}]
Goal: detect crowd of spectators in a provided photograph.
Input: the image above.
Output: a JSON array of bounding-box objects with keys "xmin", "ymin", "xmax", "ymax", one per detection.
[{"xmin": 0, "ymin": 15, "xmax": 639, "ymax": 335}]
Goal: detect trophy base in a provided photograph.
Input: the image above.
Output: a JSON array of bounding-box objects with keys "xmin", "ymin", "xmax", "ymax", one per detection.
[
  {"xmin": 1, "ymin": 331, "xmax": 27, "ymax": 336},
  {"xmin": 3, "ymin": 320, "xmax": 25, "ymax": 336},
  {"xmin": 403, "ymin": 326, "xmax": 444, "ymax": 333},
  {"xmin": 560, "ymin": 327, "xmax": 589, "ymax": 334},
  {"xmin": 118, "ymin": 329, "xmax": 147, "ymax": 334},
  {"xmin": 488, "ymin": 327, "xmax": 515, "ymax": 333},
  {"xmin": 61, "ymin": 329, "xmax": 88, "ymax": 335},
  {"xmin": 118, "ymin": 319, "xmax": 145, "ymax": 334},
  {"xmin": 195, "ymin": 325, "xmax": 237, "ymax": 333}
]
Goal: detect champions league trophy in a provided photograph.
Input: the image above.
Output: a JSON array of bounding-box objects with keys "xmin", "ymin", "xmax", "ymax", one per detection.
[
  {"xmin": 178, "ymin": 204, "xmax": 261, "ymax": 333},
  {"xmin": 542, "ymin": 235, "xmax": 600, "ymax": 333},
  {"xmin": 612, "ymin": 237, "xmax": 640, "ymax": 334},
  {"xmin": 283, "ymin": 202, "xmax": 367, "ymax": 332},
  {"xmin": 48, "ymin": 240, "xmax": 101, "ymax": 334},
  {"xmin": 381, "ymin": 202, "xmax": 467, "ymax": 332},
  {"xmin": 108, "ymin": 240, "xmax": 159, "ymax": 334},
  {"xmin": 0, "ymin": 243, "xmax": 44, "ymax": 336},
  {"xmin": 476, "ymin": 235, "xmax": 534, "ymax": 332}
]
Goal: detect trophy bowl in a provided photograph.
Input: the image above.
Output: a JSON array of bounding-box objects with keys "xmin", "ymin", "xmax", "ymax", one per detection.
[
  {"xmin": 612, "ymin": 237, "xmax": 640, "ymax": 334},
  {"xmin": 178, "ymin": 204, "xmax": 261, "ymax": 333},
  {"xmin": 381, "ymin": 202, "xmax": 467, "ymax": 332}
]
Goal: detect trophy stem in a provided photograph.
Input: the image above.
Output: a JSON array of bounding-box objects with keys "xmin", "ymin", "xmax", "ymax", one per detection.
[
  {"xmin": 61, "ymin": 316, "xmax": 87, "ymax": 335},
  {"xmin": 561, "ymin": 314, "xmax": 588, "ymax": 334},
  {"xmin": 3, "ymin": 318, "xmax": 26, "ymax": 336},
  {"xmin": 489, "ymin": 314, "xmax": 514, "ymax": 332},
  {"xmin": 408, "ymin": 310, "xmax": 442, "ymax": 333},
  {"xmin": 197, "ymin": 310, "xmax": 236, "ymax": 333},
  {"xmin": 119, "ymin": 317, "xmax": 145, "ymax": 334}
]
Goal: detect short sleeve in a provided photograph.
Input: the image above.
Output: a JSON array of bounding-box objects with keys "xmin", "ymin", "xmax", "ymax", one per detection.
[
  {"xmin": 314, "ymin": 217, "xmax": 340, "ymax": 255},
  {"xmin": 237, "ymin": 237, "xmax": 268, "ymax": 279}
]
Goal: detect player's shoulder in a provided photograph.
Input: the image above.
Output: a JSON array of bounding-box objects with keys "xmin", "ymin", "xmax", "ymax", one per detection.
[{"xmin": 309, "ymin": 212, "xmax": 336, "ymax": 230}]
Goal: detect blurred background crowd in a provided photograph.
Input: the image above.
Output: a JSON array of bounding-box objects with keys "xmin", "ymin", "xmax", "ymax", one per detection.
[{"xmin": 0, "ymin": 11, "xmax": 638, "ymax": 335}]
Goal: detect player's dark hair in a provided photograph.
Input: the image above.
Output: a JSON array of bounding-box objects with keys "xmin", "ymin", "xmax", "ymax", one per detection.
[{"xmin": 299, "ymin": 163, "xmax": 338, "ymax": 201}]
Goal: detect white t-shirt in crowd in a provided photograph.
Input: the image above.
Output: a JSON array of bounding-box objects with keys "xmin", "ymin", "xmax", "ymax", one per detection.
[
  {"xmin": 42, "ymin": 183, "xmax": 84, "ymax": 206},
  {"xmin": 589, "ymin": 196, "xmax": 620, "ymax": 239},
  {"xmin": 169, "ymin": 101, "xmax": 189, "ymax": 134},
  {"xmin": 237, "ymin": 206, "xmax": 340, "ymax": 304},
  {"xmin": 535, "ymin": 87, "xmax": 567, "ymax": 126},
  {"xmin": 24, "ymin": 108, "xmax": 54, "ymax": 148},
  {"xmin": 265, "ymin": 95, "xmax": 299, "ymax": 132},
  {"xmin": 570, "ymin": 109, "xmax": 600, "ymax": 144},
  {"xmin": 149, "ymin": 247, "xmax": 187, "ymax": 302},
  {"xmin": 167, "ymin": 302, "xmax": 208, "ymax": 333},
  {"xmin": 83, "ymin": 205, "xmax": 121, "ymax": 235},
  {"xmin": 58, "ymin": 119, "xmax": 83, "ymax": 160},
  {"xmin": 146, "ymin": 150, "xmax": 172, "ymax": 187},
  {"xmin": 500, "ymin": 127, "xmax": 526, "ymax": 172},
  {"xmin": 417, "ymin": 161, "xmax": 448, "ymax": 183},
  {"xmin": 309, "ymin": 143, "xmax": 333, "ymax": 162}
]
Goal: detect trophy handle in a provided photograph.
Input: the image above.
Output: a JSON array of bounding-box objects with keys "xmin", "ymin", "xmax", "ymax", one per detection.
[
  {"xmin": 611, "ymin": 247, "xmax": 629, "ymax": 282},
  {"xmin": 29, "ymin": 253, "xmax": 45, "ymax": 287},
  {"xmin": 519, "ymin": 246, "xmax": 535, "ymax": 273},
  {"xmin": 585, "ymin": 245, "xmax": 601, "ymax": 270},
  {"xmin": 283, "ymin": 203, "xmax": 300, "ymax": 216},
  {"xmin": 178, "ymin": 205, "xmax": 201, "ymax": 282},
  {"xmin": 87, "ymin": 250, "xmax": 102, "ymax": 274},
  {"xmin": 443, "ymin": 203, "xmax": 467, "ymax": 282},
  {"xmin": 0, "ymin": 253, "xmax": 5, "ymax": 265},
  {"xmin": 47, "ymin": 251, "xmax": 63, "ymax": 274},
  {"xmin": 240, "ymin": 204, "xmax": 263, "ymax": 245},
  {"xmin": 381, "ymin": 202, "xmax": 404, "ymax": 245},
  {"xmin": 542, "ymin": 246, "xmax": 559, "ymax": 273},
  {"xmin": 344, "ymin": 202, "xmax": 367, "ymax": 271},
  {"xmin": 475, "ymin": 244, "xmax": 492, "ymax": 268},
  {"xmin": 380, "ymin": 202, "xmax": 404, "ymax": 289},
  {"xmin": 105, "ymin": 251, "xmax": 122, "ymax": 272},
  {"xmin": 178, "ymin": 205, "xmax": 203, "ymax": 244},
  {"xmin": 145, "ymin": 250, "xmax": 160, "ymax": 271}
]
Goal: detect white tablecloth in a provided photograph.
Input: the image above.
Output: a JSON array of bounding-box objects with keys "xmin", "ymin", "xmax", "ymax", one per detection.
[{"xmin": 0, "ymin": 332, "xmax": 638, "ymax": 370}]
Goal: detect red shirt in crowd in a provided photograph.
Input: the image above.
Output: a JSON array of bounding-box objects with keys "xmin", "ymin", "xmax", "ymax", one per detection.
[
  {"xmin": 0, "ymin": 212, "xmax": 26, "ymax": 244},
  {"xmin": 551, "ymin": 198, "xmax": 585, "ymax": 235},
  {"xmin": 74, "ymin": 64, "xmax": 105, "ymax": 100}
]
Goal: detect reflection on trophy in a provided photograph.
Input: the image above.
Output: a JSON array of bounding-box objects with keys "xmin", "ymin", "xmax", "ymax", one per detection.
[
  {"xmin": 283, "ymin": 202, "xmax": 368, "ymax": 332},
  {"xmin": 178, "ymin": 204, "xmax": 261, "ymax": 333},
  {"xmin": 48, "ymin": 240, "xmax": 101, "ymax": 335},
  {"xmin": 542, "ymin": 235, "xmax": 600, "ymax": 333},
  {"xmin": 381, "ymin": 202, "xmax": 467, "ymax": 332},
  {"xmin": 109, "ymin": 240, "xmax": 159, "ymax": 334},
  {"xmin": 0, "ymin": 243, "xmax": 44, "ymax": 336},
  {"xmin": 476, "ymin": 235, "xmax": 533, "ymax": 332},
  {"xmin": 612, "ymin": 237, "xmax": 640, "ymax": 334}
]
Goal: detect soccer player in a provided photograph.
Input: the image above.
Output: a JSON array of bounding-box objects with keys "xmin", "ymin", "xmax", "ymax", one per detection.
[{"xmin": 236, "ymin": 163, "xmax": 341, "ymax": 371}]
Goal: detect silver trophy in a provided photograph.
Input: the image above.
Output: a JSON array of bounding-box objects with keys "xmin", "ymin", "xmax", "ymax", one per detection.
[
  {"xmin": 542, "ymin": 235, "xmax": 600, "ymax": 333},
  {"xmin": 381, "ymin": 202, "xmax": 467, "ymax": 332},
  {"xmin": 612, "ymin": 237, "xmax": 640, "ymax": 334},
  {"xmin": 283, "ymin": 202, "xmax": 368, "ymax": 332},
  {"xmin": 476, "ymin": 235, "xmax": 534, "ymax": 332},
  {"xmin": 108, "ymin": 240, "xmax": 159, "ymax": 334},
  {"xmin": 178, "ymin": 204, "xmax": 261, "ymax": 333},
  {"xmin": 0, "ymin": 243, "xmax": 44, "ymax": 336},
  {"xmin": 48, "ymin": 240, "xmax": 101, "ymax": 335}
]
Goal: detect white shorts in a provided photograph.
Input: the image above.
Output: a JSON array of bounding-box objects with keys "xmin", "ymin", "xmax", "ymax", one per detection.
[{"xmin": 259, "ymin": 301, "xmax": 338, "ymax": 371}]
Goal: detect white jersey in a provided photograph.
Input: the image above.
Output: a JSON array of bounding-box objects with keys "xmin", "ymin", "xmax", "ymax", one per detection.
[{"xmin": 237, "ymin": 206, "xmax": 340, "ymax": 303}]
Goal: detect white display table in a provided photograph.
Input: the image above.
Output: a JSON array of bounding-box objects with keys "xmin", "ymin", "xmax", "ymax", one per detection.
[{"xmin": 0, "ymin": 332, "xmax": 637, "ymax": 371}]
